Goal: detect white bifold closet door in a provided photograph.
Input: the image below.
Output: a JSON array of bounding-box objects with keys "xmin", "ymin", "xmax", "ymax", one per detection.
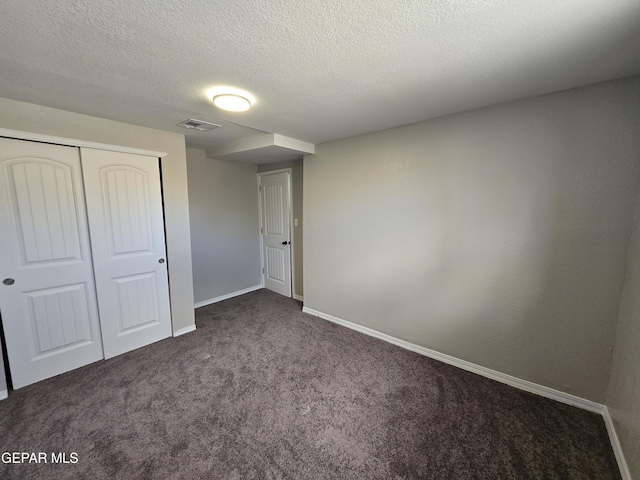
[
  {"xmin": 0, "ymin": 138, "xmax": 104, "ymax": 388},
  {"xmin": 80, "ymin": 148, "xmax": 171, "ymax": 359},
  {"xmin": 0, "ymin": 138, "xmax": 172, "ymax": 389}
]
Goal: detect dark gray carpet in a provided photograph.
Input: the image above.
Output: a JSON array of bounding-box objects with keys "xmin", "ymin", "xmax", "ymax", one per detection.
[{"xmin": 0, "ymin": 289, "xmax": 621, "ymax": 479}]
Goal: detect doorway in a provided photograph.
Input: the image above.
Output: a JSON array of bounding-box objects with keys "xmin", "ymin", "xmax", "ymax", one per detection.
[
  {"xmin": 258, "ymin": 170, "xmax": 293, "ymax": 298},
  {"xmin": 0, "ymin": 136, "xmax": 172, "ymax": 389}
]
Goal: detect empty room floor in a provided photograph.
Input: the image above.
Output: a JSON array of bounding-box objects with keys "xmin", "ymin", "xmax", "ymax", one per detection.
[{"xmin": 0, "ymin": 289, "xmax": 620, "ymax": 479}]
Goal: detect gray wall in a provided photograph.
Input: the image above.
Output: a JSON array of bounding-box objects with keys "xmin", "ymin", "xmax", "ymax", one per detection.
[
  {"xmin": 607, "ymin": 188, "xmax": 640, "ymax": 478},
  {"xmin": 187, "ymin": 148, "xmax": 261, "ymax": 304},
  {"xmin": 258, "ymin": 159, "xmax": 304, "ymax": 298},
  {"xmin": 0, "ymin": 98, "xmax": 195, "ymax": 333},
  {"xmin": 304, "ymin": 75, "xmax": 640, "ymax": 403}
]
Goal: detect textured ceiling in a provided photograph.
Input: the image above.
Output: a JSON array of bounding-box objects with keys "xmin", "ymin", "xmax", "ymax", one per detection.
[{"xmin": 1, "ymin": 0, "xmax": 639, "ymax": 162}]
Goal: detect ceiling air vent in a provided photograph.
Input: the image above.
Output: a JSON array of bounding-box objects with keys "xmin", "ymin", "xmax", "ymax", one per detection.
[{"xmin": 176, "ymin": 119, "xmax": 221, "ymax": 131}]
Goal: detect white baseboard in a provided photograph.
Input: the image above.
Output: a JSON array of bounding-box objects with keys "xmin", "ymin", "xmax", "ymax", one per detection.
[
  {"xmin": 602, "ymin": 407, "xmax": 632, "ymax": 480},
  {"xmin": 0, "ymin": 390, "xmax": 7, "ymax": 401},
  {"xmin": 301, "ymin": 307, "xmax": 604, "ymax": 413},
  {"xmin": 173, "ymin": 324, "xmax": 196, "ymax": 337},
  {"xmin": 194, "ymin": 285, "xmax": 262, "ymax": 309},
  {"xmin": 293, "ymin": 294, "xmax": 304, "ymax": 302},
  {"xmin": 301, "ymin": 307, "xmax": 633, "ymax": 478}
]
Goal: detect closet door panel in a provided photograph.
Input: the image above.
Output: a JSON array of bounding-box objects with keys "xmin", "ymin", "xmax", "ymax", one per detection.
[
  {"xmin": 0, "ymin": 137, "xmax": 104, "ymax": 389},
  {"xmin": 80, "ymin": 148, "xmax": 171, "ymax": 358}
]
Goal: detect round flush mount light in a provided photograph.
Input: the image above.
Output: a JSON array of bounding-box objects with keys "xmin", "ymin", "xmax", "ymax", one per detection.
[
  {"xmin": 213, "ymin": 94, "xmax": 251, "ymax": 112},
  {"xmin": 207, "ymin": 86, "xmax": 255, "ymax": 112}
]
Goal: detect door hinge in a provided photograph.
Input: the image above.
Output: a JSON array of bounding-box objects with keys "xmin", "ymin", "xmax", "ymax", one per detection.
[
  {"xmin": 259, "ymin": 185, "xmax": 263, "ymax": 192},
  {"xmin": 260, "ymin": 227, "xmax": 263, "ymax": 234},
  {"xmin": 262, "ymin": 268, "xmax": 264, "ymax": 274}
]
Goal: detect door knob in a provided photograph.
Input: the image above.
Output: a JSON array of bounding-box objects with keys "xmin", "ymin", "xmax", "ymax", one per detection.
[
  {"xmin": 3, "ymin": 278, "xmax": 15, "ymax": 286},
  {"xmin": 158, "ymin": 258, "xmax": 165, "ymax": 264},
  {"xmin": 281, "ymin": 241, "xmax": 290, "ymax": 245}
]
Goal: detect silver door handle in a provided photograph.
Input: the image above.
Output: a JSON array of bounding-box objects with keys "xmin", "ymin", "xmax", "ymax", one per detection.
[{"xmin": 158, "ymin": 258, "xmax": 165, "ymax": 264}]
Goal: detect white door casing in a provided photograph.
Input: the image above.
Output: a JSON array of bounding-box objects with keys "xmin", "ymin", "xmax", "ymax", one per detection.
[
  {"xmin": 0, "ymin": 138, "xmax": 104, "ymax": 389},
  {"xmin": 260, "ymin": 172, "xmax": 292, "ymax": 297},
  {"xmin": 80, "ymin": 148, "xmax": 172, "ymax": 359}
]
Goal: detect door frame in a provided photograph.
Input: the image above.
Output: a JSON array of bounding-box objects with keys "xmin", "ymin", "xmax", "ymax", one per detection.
[
  {"xmin": 257, "ymin": 169, "xmax": 295, "ymax": 298},
  {"xmin": 0, "ymin": 128, "xmax": 167, "ymax": 159}
]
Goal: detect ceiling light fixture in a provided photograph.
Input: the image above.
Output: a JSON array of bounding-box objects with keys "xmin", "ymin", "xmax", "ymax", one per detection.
[
  {"xmin": 213, "ymin": 94, "xmax": 251, "ymax": 112},
  {"xmin": 207, "ymin": 86, "xmax": 255, "ymax": 112}
]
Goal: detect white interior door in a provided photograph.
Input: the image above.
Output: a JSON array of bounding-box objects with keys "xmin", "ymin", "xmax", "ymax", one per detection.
[
  {"xmin": 260, "ymin": 172, "xmax": 292, "ymax": 297},
  {"xmin": 80, "ymin": 148, "xmax": 172, "ymax": 359},
  {"xmin": 0, "ymin": 138, "xmax": 104, "ymax": 389}
]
